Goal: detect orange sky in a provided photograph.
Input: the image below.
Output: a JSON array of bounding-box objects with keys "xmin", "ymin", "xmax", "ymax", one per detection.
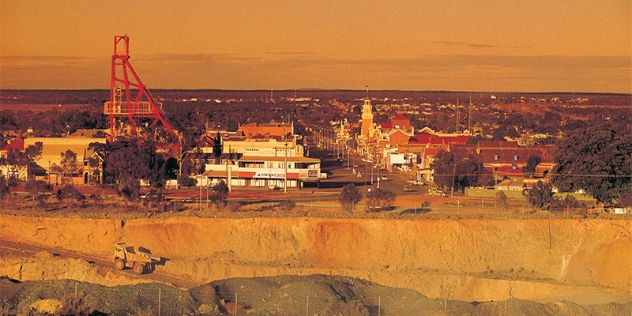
[{"xmin": 1, "ymin": 0, "xmax": 630, "ymax": 92}]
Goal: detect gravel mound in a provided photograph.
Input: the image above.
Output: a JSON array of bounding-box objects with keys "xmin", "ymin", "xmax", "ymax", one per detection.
[{"xmin": 1, "ymin": 275, "xmax": 630, "ymax": 315}]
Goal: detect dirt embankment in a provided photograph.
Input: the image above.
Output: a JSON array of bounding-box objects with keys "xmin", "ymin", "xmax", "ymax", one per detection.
[{"xmin": 1, "ymin": 214, "xmax": 630, "ymax": 305}]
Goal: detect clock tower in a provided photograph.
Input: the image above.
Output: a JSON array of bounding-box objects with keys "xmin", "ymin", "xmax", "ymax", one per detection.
[{"xmin": 361, "ymin": 98, "xmax": 374, "ymax": 139}]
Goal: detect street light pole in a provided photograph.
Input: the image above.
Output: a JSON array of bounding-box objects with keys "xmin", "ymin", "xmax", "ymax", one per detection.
[
  {"xmin": 365, "ymin": 156, "xmax": 368, "ymax": 186},
  {"xmin": 284, "ymin": 140, "xmax": 288, "ymax": 193},
  {"xmin": 451, "ymin": 163, "xmax": 456, "ymax": 198},
  {"xmin": 377, "ymin": 155, "xmax": 380, "ymax": 185}
]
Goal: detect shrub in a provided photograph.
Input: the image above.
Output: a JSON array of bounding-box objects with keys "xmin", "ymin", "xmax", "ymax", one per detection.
[
  {"xmin": 365, "ymin": 188, "xmax": 395, "ymax": 212},
  {"xmin": 226, "ymin": 201, "xmax": 241, "ymax": 212},
  {"xmin": 339, "ymin": 183, "xmax": 362, "ymax": 212},
  {"xmin": 56, "ymin": 185, "xmax": 86, "ymax": 202},
  {"xmin": 208, "ymin": 181, "xmax": 229, "ymax": 207},
  {"xmin": 178, "ymin": 176, "xmax": 196, "ymax": 188},
  {"xmin": 279, "ymin": 199, "xmax": 296, "ymax": 212}
]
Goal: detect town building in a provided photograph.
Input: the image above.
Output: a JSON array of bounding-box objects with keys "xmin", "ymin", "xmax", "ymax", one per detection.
[
  {"xmin": 24, "ymin": 137, "xmax": 107, "ymax": 185},
  {"xmin": 0, "ymin": 138, "xmax": 27, "ymax": 180},
  {"xmin": 196, "ymin": 124, "xmax": 321, "ymax": 190}
]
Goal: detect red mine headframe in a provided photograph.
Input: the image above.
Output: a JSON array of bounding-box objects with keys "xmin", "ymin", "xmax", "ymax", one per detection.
[{"xmin": 103, "ymin": 35, "xmax": 179, "ymax": 153}]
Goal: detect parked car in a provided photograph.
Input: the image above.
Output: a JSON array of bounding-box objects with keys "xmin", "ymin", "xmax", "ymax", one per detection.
[
  {"xmin": 403, "ymin": 185, "xmax": 412, "ymax": 192},
  {"xmin": 428, "ymin": 187, "xmax": 446, "ymax": 196},
  {"xmin": 381, "ymin": 176, "xmax": 388, "ymax": 181}
]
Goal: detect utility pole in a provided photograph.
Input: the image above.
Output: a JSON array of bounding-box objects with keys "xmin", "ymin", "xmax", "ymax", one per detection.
[
  {"xmin": 455, "ymin": 97, "xmax": 459, "ymax": 133},
  {"xmin": 371, "ymin": 161, "xmax": 374, "ymax": 185},
  {"xmin": 284, "ymin": 139, "xmax": 288, "ymax": 193},
  {"xmin": 451, "ymin": 163, "xmax": 456, "ymax": 197}
]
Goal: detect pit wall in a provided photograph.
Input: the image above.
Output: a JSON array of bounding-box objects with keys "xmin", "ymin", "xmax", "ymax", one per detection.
[{"xmin": 1, "ymin": 215, "xmax": 630, "ymax": 303}]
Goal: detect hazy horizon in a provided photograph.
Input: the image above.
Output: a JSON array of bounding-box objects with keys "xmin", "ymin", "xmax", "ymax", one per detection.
[{"xmin": 2, "ymin": 1, "xmax": 630, "ymax": 93}]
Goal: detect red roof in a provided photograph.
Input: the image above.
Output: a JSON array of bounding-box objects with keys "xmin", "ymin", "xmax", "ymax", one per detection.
[
  {"xmin": 485, "ymin": 165, "xmax": 525, "ymax": 178},
  {"xmin": 0, "ymin": 138, "xmax": 24, "ymax": 151},
  {"xmin": 477, "ymin": 140, "xmax": 519, "ymax": 148},
  {"xmin": 410, "ymin": 133, "xmax": 471, "ymax": 145},
  {"xmin": 392, "ymin": 114, "xmax": 409, "ymax": 120}
]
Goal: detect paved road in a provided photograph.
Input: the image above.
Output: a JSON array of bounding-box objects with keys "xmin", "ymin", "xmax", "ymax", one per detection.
[
  {"xmin": 0, "ymin": 239, "xmax": 198, "ymax": 289},
  {"xmin": 313, "ymin": 147, "xmax": 425, "ymax": 195}
]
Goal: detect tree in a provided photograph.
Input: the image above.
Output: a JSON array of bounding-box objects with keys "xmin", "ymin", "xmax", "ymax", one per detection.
[
  {"xmin": 87, "ymin": 156, "xmax": 102, "ymax": 185},
  {"xmin": 178, "ymin": 176, "xmax": 197, "ymax": 188},
  {"xmin": 1, "ymin": 142, "xmax": 43, "ymax": 180},
  {"xmin": 523, "ymin": 181, "xmax": 554, "ymax": 210},
  {"xmin": 93, "ymin": 138, "xmax": 167, "ymax": 201},
  {"xmin": 365, "ymin": 188, "xmax": 396, "ymax": 212},
  {"xmin": 0, "ymin": 173, "xmax": 9, "ymax": 201},
  {"xmin": 454, "ymin": 157, "xmax": 486, "ymax": 193},
  {"xmin": 208, "ymin": 180, "xmax": 229, "ymax": 206},
  {"xmin": 338, "ymin": 183, "xmax": 363, "ymax": 212},
  {"xmin": 226, "ymin": 119, "xmax": 239, "ymax": 132},
  {"xmin": 496, "ymin": 190, "xmax": 507, "ymax": 211},
  {"xmin": 25, "ymin": 141, "xmax": 43, "ymax": 162},
  {"xmin": 431, "ymin": 150, "xmax": 456, "ymax": 190},
  {"xmin": 138, "ymin": 140, "xmax": 167, "ymax": 190},
  {"xmin": 213, "ymin": 131, "xmax": 223, "ymax": 164},
  {"xmin": 60, "ymin": 149, "xmax": 78, "ymax": 184},
  {"xmin": 552, "ymin": 122, "xmax": 632, "ymax": 204},
  {"xmin": 522, "ymin": 155, "xmax": 541, "ymax": 179},
  {"xmin": 24, "ymin": 180, "xmax": 52, "ymax": 209},
  {"xmin": 105, "ymin": 140, "xmax": 143, "ymax": 200},
  {"xmin": 432, "ymin": 151, "xmax": 488, "ymax": 192},
  {"xmin": 549, "ymin": 195, "xmax": 582, "ymax": 213}
]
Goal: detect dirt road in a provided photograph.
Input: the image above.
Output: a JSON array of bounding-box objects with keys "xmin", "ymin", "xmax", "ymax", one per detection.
[{"xmin": 0, "ymin": 239, "xmax": 198, "ymax": 289}]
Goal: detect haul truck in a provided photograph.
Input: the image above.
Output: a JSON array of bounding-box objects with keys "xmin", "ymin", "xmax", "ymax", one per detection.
[{"xmin": 113, "ymin": 243, "xmax": 160, "ymax": 274}]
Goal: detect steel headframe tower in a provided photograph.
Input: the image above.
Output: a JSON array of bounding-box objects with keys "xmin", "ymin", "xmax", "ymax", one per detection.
[{"xmin": 104, "ymin": 35, "xmax": 178, "ymax": 151}]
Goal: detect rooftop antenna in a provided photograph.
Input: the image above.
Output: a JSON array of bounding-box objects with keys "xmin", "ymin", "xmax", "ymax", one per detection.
[{"xmin": 366, "ymin": 85, "xmax": 369, "ymax": 99}]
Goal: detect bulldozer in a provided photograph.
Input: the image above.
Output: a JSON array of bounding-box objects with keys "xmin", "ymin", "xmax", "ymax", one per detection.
[{"xmin": 113, "ymin": 243, "xmax": 160, "ymax": 274}]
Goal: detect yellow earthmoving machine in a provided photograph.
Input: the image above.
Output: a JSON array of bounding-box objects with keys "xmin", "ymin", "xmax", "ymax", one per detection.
[{"xmin": 113, "ymin": 243, "xmax": 160, "ymax": 274}]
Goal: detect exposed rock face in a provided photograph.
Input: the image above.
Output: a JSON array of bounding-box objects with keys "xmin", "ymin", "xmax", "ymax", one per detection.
[
  {"xmin": 1, "ymin": 215, "xmax": 630, "ymax": 304},
  {"xmin": 0, "ymin": 253, "xmax": 154, "ymax": 287}
]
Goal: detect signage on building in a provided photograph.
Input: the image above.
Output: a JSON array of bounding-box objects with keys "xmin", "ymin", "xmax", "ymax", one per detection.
[
  {"xmin": 254, "ymin": 172, "xmax": 285, "ymax": 179},
  {"xmin": 390, "ymin": 153, "xmax": 406, "ymax": 164},
  {"xmin": 298, "ymin": 169, "xmax": 319, "ymax": 180}
]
